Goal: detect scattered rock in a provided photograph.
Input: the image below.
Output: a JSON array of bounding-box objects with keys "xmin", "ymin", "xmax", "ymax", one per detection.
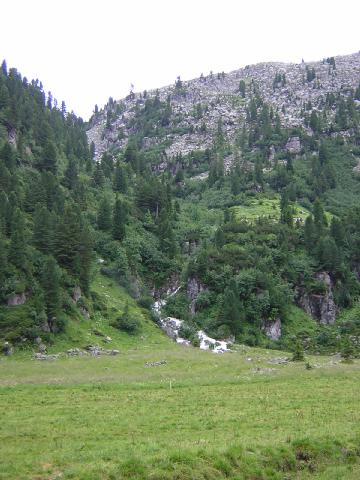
[
  {"xmin": 33, "ymin": 353, "xmax": 60, "ymax": 361},
  {"xmin": 268, "ymin": 357, "xmax": 289, "ymax": 365},
  {"xmin": 252, "ymin": 367, "xmax": 276, "ymax": 374},
  {"xmin": 145, "ymin": 360, "xmax": 167, "ymax": 367}
]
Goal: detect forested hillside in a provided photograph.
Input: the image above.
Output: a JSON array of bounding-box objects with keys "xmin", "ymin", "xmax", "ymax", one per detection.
[{"xmin": 2, "ymin": 54, "xmax": 360, "ymax": 357}]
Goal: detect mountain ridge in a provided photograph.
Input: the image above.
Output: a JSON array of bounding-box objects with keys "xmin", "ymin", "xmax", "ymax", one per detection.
[{"xmin": 87, "ymin": 51, "xmax": 360, "ymax": 162}]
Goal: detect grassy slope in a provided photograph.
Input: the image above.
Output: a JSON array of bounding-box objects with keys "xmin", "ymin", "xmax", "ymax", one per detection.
[{"xmin": 230, "ymin": 195, "xmax": 309, "ymax": 222}]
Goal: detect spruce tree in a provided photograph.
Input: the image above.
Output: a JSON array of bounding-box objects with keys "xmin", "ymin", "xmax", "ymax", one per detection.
[
  {"xmin": 63, "ymin": 157, "xmax": 78, "ymax": 190},
  {"xmin": 113, "ymin": 161, "xmax": 128, "ymax": 193},
  {"xmin": 113, "ymin": 198, "xmax": 127, "ymax": 241},
  {"xmin": 77, "ymin": 225, "xmax": 93, "ymax": 296},
  {"xmin": 39, "ymin": 141, "xmax": 57, "ymax": 173},
  {"xmin": 42, "ymin": 256, "xmax": 61, "ymax": 329},
  {"xmin": 33, "ymin": 205, "xmax": 53, "ymax": 254},
  {"xmin": 8, "ymin": 209, "xmax": 27, "ymax": 270},
  {"xmin": 97, "ymin": 197, "xmax": 112, "ymax": 231}
]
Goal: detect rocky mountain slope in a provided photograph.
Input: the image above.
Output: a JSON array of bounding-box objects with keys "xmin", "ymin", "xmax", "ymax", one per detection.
[{"xmin": 87, "ymin": 52, "xmax": 360, "ymax": 161}]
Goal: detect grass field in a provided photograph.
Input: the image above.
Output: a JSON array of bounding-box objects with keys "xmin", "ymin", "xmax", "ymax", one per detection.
[
  {"xmin": 1, "ymin": 276, "xmax": 360, "ymax": 479},
  {"xmin": 1, "ymin": 346, "xmax": 360, "ymax": 479},
  {"xmin": 230, "ymin": 195, "xmax": 309, "ymax": 223}
]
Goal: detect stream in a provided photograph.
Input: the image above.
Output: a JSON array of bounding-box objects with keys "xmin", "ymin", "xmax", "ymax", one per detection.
[{"xmin": 153, "ymin": 286, "xmax": 230, "ymax": 353}]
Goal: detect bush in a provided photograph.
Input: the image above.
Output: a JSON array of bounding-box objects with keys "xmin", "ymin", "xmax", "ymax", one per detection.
[
  {"xmin": 115, "ymin": 302, "xmax": 141, "ymax": 335},
  {"xmin": 292, "ymin": 341, "xmax": 305, "ymax": 361},
  {"xmin": 138, "ymin": 295, "xmax": 153, "ymax": 310}
]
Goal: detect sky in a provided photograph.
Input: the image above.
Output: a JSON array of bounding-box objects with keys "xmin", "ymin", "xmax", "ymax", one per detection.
[{"xmin": 1, "ymin": 0, "xmax": 359, "ymax": 120}]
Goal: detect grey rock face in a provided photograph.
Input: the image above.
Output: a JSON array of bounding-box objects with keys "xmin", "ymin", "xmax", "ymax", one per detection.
[
  {"xmin": 187, "ymin": 277, "xmax": 206, "ymax": 315},
  {"xmin": 285, "ymin": 136, "xmax": 301, "ymax": 154},
  {"xmin": 298, "ymin": 272, "xmax": 337, "ymax": 325},
  {"xmin": 7, "ymin": 292, "xmax": 27, "ymax": 306},
  {"xmin": 263, "ymin": 318, "xmax": 282, "ymax": 340},
  {"xmin": 72, "ymin": 286, "xmax": 82, "ymax": 303}
]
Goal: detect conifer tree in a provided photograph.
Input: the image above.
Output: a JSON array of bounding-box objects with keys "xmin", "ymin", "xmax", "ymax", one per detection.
[
  {"xmin": 113, "ymin": 161, "xmax": 128, "ymax": 193},
  {"xmin": 39, "ymin": 141, "xmax": 57, "ymax": 173},
  {"xmin": 63, "ymin": 156, "xmax": 78, "ymax": 190},
  {"xmin": 77, "ymin": 225, "xmax": 93, "ymax": 296},
  {"xmin": 8, "ymin": 209, "xmax": 27, "ymax": 269},
  {"xmin": 33, "ymin": 205, "xmax": 53, "ymax": 254},
  {"xmin": 42, "ymin": 256, "xmax": 61, "ymax": 329},
  {"xmin": 97, "ymin": 197, "xmax": 112, "ymax": 231},
  {"xmin": 113, "ymin": 198, "xmax": 127, "ymax": 241}
]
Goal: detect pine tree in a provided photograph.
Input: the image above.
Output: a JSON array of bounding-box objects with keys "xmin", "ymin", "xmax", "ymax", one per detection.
[
  {"xmin": 219, "ymin": 282, "xmax": 242, "ymax": 335},
  {"xmin": 63, "ymin": 156, "xmax": 78, "ymax": 190},
  {"xmin": 113, "ymin": 161, "xmax": 128, "ymax": 193},
  {"xmin": 304, "ymin": 215, "xmax": 316, "ymax": 251},
  {"xmin": 77, "ymin": 225, "xmax": 93, "ymax": 296},
  {"xmin": 42, "ymin": 256, "xmax": 61, "ymax": 329},
  {"xmin": 313, "ymin": 198, "xmax": 327, "ymax": 236},
  {"xmin": 280, "ymin": 190, "xmax": 293, "ymax": 227},
  {"xmin": 113, "ymin": 198, "xmax": 127, "ymax": 241},
  {"xmin": 8, "ymin": 209, "xmax": 27, "ymax": 269},
  {"xmin": 97, "ymin": 197, "xmax": 112, "ymax": 231},
  {"xmin": 239, "ymin": 80, "xmax": 246, "ymax": 98},
  {"xmin": 0, "ymin": 233, "xmax": 7, "ymax": 300},
  {"xmin": 0, "ymin": 143, "xmax": 16, "ymax": 171},
  {"xmin": 93, "ymin": 162, "xmax": 105, "ymax": 188},
  {"xmin": 33, "ymin": 205, "xmax": 53, "ymax": 254},
  {"xmin": 54, "ymin": 204, "xmax": 81, "ymax": 273},
  {"xmin": 39, "ymin": 141, "xmax": 57, "ymax": 173},
  {"xmin": 157, "ymin": 208, "xmax": 176, "ymax": 258}
]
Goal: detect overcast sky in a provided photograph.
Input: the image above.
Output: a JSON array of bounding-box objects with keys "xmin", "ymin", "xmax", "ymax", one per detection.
[{"xmin": 1, "ymin": 0, "xmax": 359, "ymax": 120}]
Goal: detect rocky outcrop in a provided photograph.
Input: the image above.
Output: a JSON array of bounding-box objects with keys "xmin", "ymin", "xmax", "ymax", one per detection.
[
  {"xmin": 7, "ymin": 292, "xmax": 28, "ymax": 306},
  {"xmin": 187, "ymin": 276, "xmax": 207, "ymax": 315},
  {"xmin": 263, "ymin": 318, "xmax": 282, "ymax": 340},
  {"xmin": 298, "ymin": 272, "xmax": 337, "ymax": 325},
  {"xmin": 285, "ymin": 136, "xmax": 301, "ymax": 154}
]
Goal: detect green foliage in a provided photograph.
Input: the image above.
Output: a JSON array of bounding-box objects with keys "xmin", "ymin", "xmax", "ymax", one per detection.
[{"xmin": 115, "ymin": 301, "xmax": 141, "ymax": 334}]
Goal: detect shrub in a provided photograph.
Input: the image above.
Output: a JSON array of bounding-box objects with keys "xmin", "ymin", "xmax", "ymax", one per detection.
[
  {"xmin": 292, "ymin": 341, "xmax": 305, "ymax": 361},
  {"xmin": 115, "ymin": 302, "xmax": 141, "ymax": 335}
]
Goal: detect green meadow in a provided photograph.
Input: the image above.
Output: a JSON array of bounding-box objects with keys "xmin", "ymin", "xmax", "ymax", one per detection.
[
  {"xmin": 1, "ymin": 346, "xmax": 360, "ymax": 479},
  {"xmin": 1, "ymin": 276, "xmax": 359, "ymax": 479}
]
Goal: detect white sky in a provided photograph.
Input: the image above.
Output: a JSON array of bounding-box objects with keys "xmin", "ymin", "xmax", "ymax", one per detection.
[{"xmin": 1, "ymin": 0, "xmax": 359, "ymax": 120}]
